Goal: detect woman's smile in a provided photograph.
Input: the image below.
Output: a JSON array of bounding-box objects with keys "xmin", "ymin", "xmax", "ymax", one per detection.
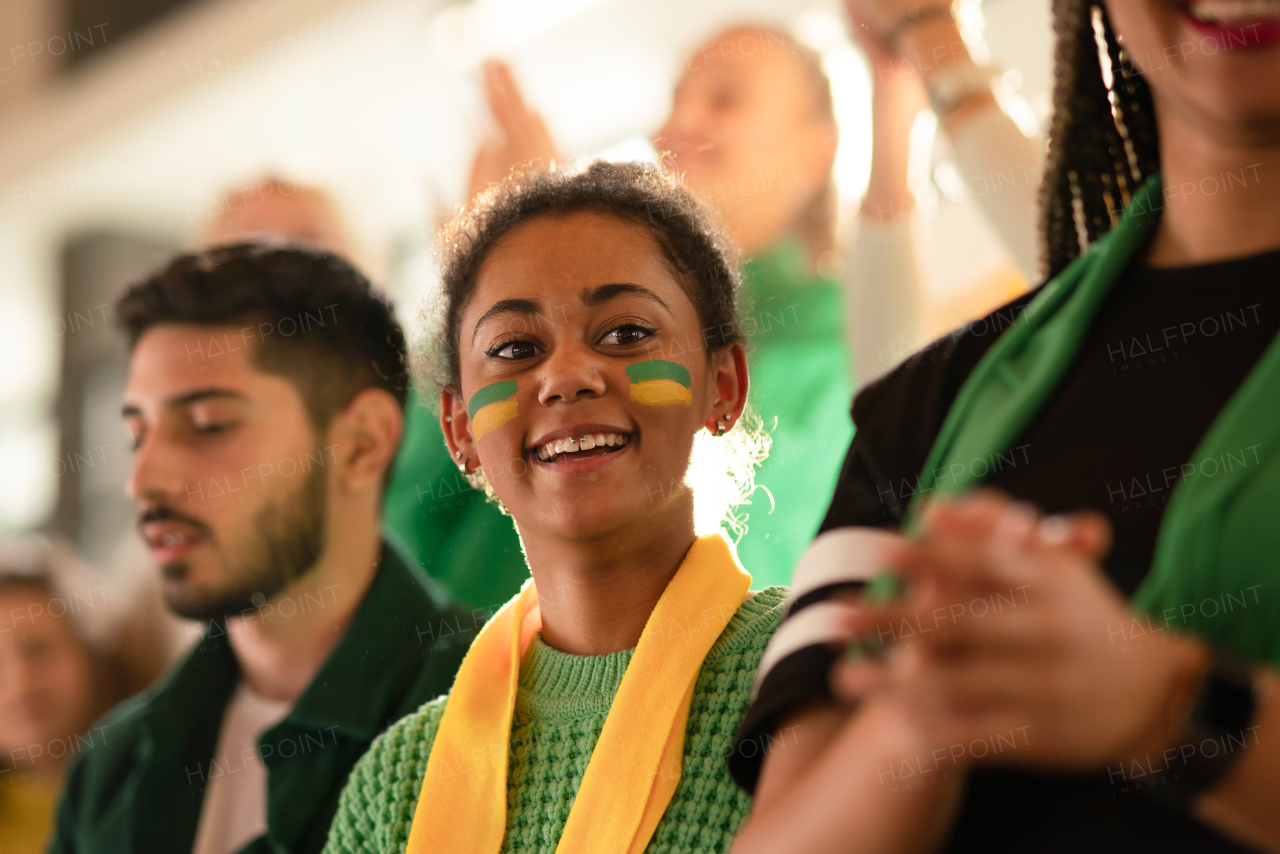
[
  {"xmin": 529, "ymin": 423, "xmax": 635, "ymax": 471},
  {"xmin": 1175, "ymin": 0, "xmax": 1280, "ymax": 46}
]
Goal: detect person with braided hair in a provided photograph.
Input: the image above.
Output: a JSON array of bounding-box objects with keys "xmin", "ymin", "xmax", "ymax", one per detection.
[{"xmin": 726, "ymin": 1, "xmax": 1280, "ymax": 852}]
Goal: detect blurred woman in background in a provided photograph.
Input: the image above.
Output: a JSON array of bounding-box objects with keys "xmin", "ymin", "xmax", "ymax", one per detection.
[
  {"xmin": 0, "ymin": 539, "xmax": 135, "ymax": 854},
  {"xmin": 651, "ymin": 26, "xmax": 855, "ymax": 585}
]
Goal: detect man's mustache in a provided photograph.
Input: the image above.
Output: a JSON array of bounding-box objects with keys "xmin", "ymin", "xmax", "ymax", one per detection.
[{"xmin": 138, "ymin": 505, "xmax": 214, "ymax": 538}]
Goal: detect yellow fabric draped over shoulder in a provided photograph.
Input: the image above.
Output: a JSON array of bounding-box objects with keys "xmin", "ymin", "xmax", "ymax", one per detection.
[{"xmin": 405, "ymin": 534, "xmax": 752, "ymax": 854}]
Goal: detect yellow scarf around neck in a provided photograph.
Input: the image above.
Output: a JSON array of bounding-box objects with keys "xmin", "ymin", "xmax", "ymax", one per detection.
[{"xmin": 405, "ymin": 534, "xmax": 752, "ymax": 854}]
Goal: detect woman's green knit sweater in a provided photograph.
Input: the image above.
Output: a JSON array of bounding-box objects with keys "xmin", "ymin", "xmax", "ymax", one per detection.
[{"xmin": 324, "ymin": 586, "xmax": 787, "ymax": 854}]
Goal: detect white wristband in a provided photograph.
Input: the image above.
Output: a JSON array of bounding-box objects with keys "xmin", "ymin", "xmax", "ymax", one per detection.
[{"xmin": 924, "ymin": 63, "xmax": 996, "ymax": 118}]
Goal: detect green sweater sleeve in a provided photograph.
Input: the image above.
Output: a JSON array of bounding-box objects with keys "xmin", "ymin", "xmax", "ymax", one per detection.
[{"xmin": 324, "ymin": 696, "xmax": 448, "ymax": 854}]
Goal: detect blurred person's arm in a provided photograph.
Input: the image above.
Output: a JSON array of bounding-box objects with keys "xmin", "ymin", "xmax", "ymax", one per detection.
[
  {"xmin": 730, "ymin": 698, "xmax": 964, "ymax": 854},
  {"xmin": 894, "ymin": 9, "xmax": 1043, "ymax": 280},
  {"xmin": 849, "ymin": 56, "xmax": 931, "ymax": 386},
  {"xmin": 467, "ymin": 60, "xmax": 559, "ymax": 201},
  {"xmin": 846, "ymin": 28, "xmax": 928, "ymax": 384}
]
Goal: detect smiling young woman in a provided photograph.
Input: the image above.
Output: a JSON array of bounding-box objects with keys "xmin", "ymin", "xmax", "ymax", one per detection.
[{"xmin": 322, "ymin": 161, "xmax": 786, "ymax": 854}]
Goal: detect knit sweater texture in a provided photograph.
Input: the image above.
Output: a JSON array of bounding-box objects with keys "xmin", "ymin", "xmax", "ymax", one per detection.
[{"xmin": 324, "ymin": 586, "xmax": 787, "ymax": 854}]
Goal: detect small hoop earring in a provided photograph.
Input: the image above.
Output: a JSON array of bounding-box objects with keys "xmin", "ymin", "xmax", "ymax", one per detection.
[
  {"xmin": 714, "ymin": 420, "xmax": 727, "ymax": 437},
  {"xmin": 454, "ymin": 450, "xmax": 464, "ymax": 461}
]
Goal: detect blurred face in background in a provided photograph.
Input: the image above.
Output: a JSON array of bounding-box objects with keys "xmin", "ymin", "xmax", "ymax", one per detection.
[
  {"xmin": 123, "ymin": 326, "xmax": 329, "ymax": 621},
  {"xmin": 0, "ymin": 585, "xmax": 98, "ymax": 774},
  {"xmin": 655, "ymin": 27, "xmax": 837, "ymax": 254},
  {"xmin": 199, "ymin": 181, "xmax": 351, "ymax": 257}
]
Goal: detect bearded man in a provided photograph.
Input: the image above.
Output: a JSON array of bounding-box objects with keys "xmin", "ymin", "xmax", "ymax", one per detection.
[{"xmin": 50, "ymin": 243, "xmax": 471, "ymax": 854}]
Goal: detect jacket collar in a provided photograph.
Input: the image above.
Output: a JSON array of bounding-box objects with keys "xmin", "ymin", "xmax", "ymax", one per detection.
[
  {"xmin": 127, "ymin": 538, "xmax": 456, "ymax": 850},
  {"xmin": 283, "ymin": 537, "xmax": 455, "ymax": 739}
]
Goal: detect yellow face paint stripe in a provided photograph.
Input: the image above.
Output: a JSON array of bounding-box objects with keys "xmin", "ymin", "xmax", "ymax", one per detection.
[
  {"xmin": 469, "ymin": 381, "xmax": 518, "ymax": 441},
  {"xmin": 626, "ymin": 360, "xmax": 692, "ymax": 407},
  {"xmin": 630, "ymin": 381, "xmax": 693, "ymax": 407},
  {"xmin": 471, "ymin": 398, "xmax": 519, "ymax": 441}
]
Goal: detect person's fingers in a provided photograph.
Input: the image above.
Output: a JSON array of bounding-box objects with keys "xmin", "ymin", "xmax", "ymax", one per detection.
[
  {"xmin": 838, "ymin": 578, "xmax": 963, "ymax": 653},
  {"xmin": 482, "ymin": 59, "xmax": 532, "ymax": 135},
  {"xmin": 891, "ymin": 513, "xmax": 1039, "ymax": 592},
  {"xmin": 1066, "ymin": 510, "xmax": 1113, "ymax": 560},
  {"xmin": 1036, "ymin": 511, "xmax": 1113, "ymax": 561},
  {"xmin": 915, "ymin": 587, "xmax": 1051, "ymax": 660},
  {"xmin": 843, "ymin": 575, "xmax": 1053, "ymax": 664},
  {"xmin": 906, "ymin": 653, "xmax": 1056, "ymax": 714},
  {"xmin": 919, "ymin": 490, "xmax": 1014, "ymax": 536},
  {"xmin": 830, "ymin": 652, "xmax": 890, "ymax": 703}
]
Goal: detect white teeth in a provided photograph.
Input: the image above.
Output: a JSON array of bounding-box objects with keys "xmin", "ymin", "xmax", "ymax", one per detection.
[
  {"xmin": 534, "ymin": 432, "xmax": 630, "ymax": 461},
  {"xmin": 1188, "ymin": 0, "xmax": 1280, "ymax": 23}
]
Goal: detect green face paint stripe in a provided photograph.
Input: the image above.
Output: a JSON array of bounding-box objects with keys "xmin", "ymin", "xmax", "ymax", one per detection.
[
  {"xmin": 468, "ymin": 381, "xmax": 518, "ymax": 419},
  {"xmin": 625, "ymin": 360, "xmax": 691, "ymax": 387}
]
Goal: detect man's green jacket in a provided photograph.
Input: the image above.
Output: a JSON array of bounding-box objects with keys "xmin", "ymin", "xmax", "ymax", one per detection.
[{"xmin": 49, "ymin": 540, "xmax": 472, "ymax": 854}]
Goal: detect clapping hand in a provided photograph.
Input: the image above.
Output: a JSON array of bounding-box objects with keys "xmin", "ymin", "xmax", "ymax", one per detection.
[{"xmin": 831, "ymin": 492, "xmax": 1209, "ymax": 772}]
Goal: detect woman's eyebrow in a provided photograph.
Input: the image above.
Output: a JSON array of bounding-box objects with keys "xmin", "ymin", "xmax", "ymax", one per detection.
[
  {"xmin": 581, "ymin": 283, "xmax": 672, "ymax": 314},
  {"xmin": 471, "ymin": 298, "xmax": 542, "ymax": 343}
]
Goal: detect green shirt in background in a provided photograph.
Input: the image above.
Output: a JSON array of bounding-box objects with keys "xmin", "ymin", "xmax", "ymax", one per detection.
[
  {"xmin": 735, "ymin": 238, "xmax": 855, "ymax": 587},
  {"xmin": 382, "ymin": 392, "xmax": 529, "ymax": 611},
  {"xmin": 49, "ymin": 541, "xmax": 471, "ymax": 854}
]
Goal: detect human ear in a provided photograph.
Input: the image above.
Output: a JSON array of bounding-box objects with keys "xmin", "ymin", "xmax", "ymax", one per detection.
[
  {"xmin": 703, "ymin": 343, "xmax": 749, "ymax": 435},
  {"xmin": 440, "ymin": 387, "xmax": 477, "ymax": 473},
  {"xmin": 329, "ymin": 388, "xmax": 404, "ymax": 493}
]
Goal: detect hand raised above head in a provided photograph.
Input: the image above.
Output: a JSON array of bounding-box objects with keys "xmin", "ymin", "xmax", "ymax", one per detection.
[
  {"xmin": 843, "ymin": 0, "xmax": 956, "ymax": 56},
  {"xmin": 468, "ymin": 59, "xmax": 559, "ymax": 201}
]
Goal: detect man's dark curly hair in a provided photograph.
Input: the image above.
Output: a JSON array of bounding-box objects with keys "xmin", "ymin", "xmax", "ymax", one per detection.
[
  {"xmin": 426, "ymin": 160, "xmax": 744, "ymax": 392},
  {"xmin": 115, "ymin": 241, "xmax": 408, "ymax": 429}
]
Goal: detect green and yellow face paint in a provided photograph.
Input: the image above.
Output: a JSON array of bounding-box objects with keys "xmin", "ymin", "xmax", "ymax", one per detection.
[
  {"xmin": 468, "ymin": 381, "xmax": 519, "ymax": 441},
  {"xmin": 626, "ymin": 360, "xmax": 692, "ymax": 407}
]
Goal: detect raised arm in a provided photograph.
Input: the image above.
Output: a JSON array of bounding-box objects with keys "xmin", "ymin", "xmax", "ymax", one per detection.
[{"xmin": 467, "ymin": 59, "xmax": 559, "ymax": 202}]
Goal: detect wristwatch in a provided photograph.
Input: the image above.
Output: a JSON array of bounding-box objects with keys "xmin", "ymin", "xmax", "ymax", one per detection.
[{"xmin": 1140, "ymin": 652, "xmax": 1259, "ymax": 810}]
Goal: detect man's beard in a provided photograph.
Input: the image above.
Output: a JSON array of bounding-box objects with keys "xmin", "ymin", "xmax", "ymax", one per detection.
[{"xmin": 163, "ymin": 465, "xmax": 328, "ymax": 621}]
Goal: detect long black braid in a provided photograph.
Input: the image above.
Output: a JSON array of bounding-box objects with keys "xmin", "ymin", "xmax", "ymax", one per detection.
[{"xmin": 1039, "ymin": 0, "xmax": 1160, "ymax": 279}]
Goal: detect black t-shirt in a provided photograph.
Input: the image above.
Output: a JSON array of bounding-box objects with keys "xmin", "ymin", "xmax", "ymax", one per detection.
[{"xmin": 732, "ymin": 246, "xmax": 1280, "ymax": 853}]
